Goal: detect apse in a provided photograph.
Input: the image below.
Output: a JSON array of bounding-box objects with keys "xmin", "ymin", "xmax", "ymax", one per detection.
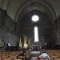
[{"xmin": 19, "ymin": 10, "xmax": 56, "ymax": 49}]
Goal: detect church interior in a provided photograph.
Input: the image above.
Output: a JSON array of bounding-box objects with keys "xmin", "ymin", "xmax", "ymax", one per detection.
[{"xmin": 0, "ymin": 0, "xmax": 60, "ymax": 60}]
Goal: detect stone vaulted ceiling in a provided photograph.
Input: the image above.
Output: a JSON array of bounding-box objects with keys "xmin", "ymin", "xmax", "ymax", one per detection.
[{"xmin": 0, "ymin": 0, "xmax": 60, "ymax": 22}]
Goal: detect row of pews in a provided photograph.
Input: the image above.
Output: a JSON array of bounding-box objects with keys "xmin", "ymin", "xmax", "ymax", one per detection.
[
  {"xmin": 48, "ymin": 50, "xmax": 60, "ymax": 60},
  {"xmin": 41, "ymin": 50, "xmax": 60, "ymax": 60},
  {"xmin": 0, "ymin": 50, "xmax": 60, "ymax": 60},
  {"xmin": 0, "ymin": 51, "xmax": 21, "ymax": 60}
]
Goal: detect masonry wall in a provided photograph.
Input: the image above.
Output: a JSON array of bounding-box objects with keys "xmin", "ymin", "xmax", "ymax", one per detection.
[
  {"xmin": 0, "ymin": 8, "xmax": 19, "ymax": 47},
  {"xmin": 56, "ymin": 16, "xmax": 60, "ymax": 45}
]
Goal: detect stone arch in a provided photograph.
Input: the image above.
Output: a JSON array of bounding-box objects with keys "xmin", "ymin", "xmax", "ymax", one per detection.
[
  {"xmin": 15, "ymin": 0, "xmax": 57, "ymax": 49},
  {"xmin": 15, "ymin": 0, "xmax": 56, "ymax": 22},
  {"xmin": 15, "ymin": 0, "xmax": 56, "ymax": 36}
]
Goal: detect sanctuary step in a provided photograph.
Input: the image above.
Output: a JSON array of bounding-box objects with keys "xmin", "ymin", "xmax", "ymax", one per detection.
[
  {"xmin": 31, "ymin": 51, "xmax": 40, "ymax": 57},
  {"xmin": 31, "ymin": 57, "xmax": 37, "ymax": 60}
]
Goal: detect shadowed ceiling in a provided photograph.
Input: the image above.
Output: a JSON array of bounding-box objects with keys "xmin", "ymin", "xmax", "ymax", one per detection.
[{"xmin": 0, "ymin": 0, "xmax": 60, "ymax": 22}]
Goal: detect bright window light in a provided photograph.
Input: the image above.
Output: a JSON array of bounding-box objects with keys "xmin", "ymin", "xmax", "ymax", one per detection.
[
  {"xmin": 34, "ymin": 26, "xmax": 39, "ymax": 42},
  {"xmin": 32, "ymin": 15, "xmax": 39, "ymax": 22}
]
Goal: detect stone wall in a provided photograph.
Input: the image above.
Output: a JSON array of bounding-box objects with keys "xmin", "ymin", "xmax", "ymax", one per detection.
[
  {"xmin": 56, "ymin": 16, "xmax": 60, "ymax": 45},
  {"xmin": 0, "ymin": 8, "xmax": 19, "ymax": 47},
  {"xmin": 52, "ymin": 16, "xmax": 60, "ymax": 46},
  {"xmin": 0, "ymin": 30, "xmax": 19, "ymax": 46}
]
